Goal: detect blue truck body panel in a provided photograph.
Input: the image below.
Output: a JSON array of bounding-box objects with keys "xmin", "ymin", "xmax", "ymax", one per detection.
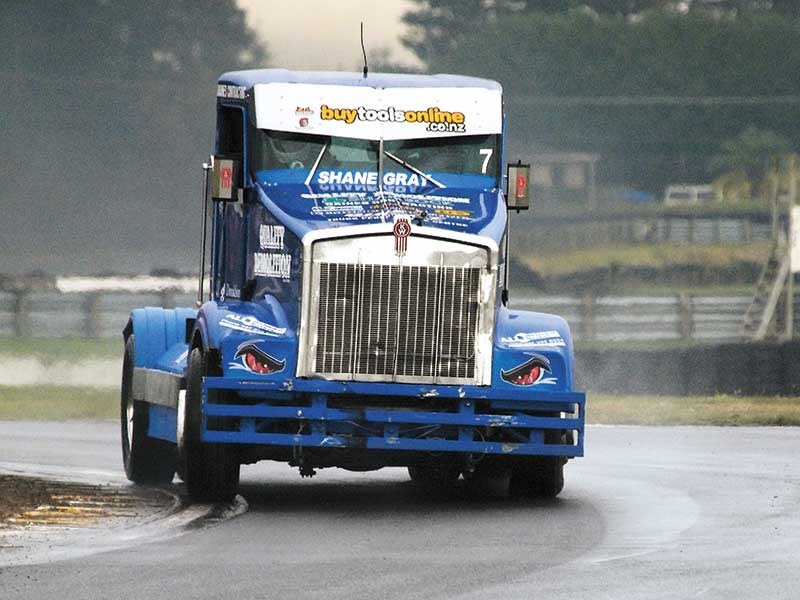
[
  {"xmin": 132, "ymin": 302, "xmax": 585, "ymax": 458},
  {"xmin": 128, "ymin": 307, "xmax": 195, "ymax": 371}
]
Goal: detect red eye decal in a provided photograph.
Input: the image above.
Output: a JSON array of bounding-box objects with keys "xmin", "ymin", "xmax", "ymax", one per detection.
[
  {"xmin": 233, "ymin": 342, "xmax": 286, "ymax": 375},
  {"xmin": 501, "ymin": 354, "xmax": 552, "ymax": 387}
]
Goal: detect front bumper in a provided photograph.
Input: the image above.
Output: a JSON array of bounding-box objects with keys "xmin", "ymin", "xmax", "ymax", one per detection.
[{"xmin": 201, "ymin": 377, "xmax": 585, "ymax": 458}]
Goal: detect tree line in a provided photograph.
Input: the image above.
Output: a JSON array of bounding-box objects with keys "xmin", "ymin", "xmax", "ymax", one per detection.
[
  {"xmin": 399, "ymin": 1, "xmax": 800, "ymax": 194},
  {"xmin": 0, "ymin": 1, "xmax": 265, "ymax": 274}
]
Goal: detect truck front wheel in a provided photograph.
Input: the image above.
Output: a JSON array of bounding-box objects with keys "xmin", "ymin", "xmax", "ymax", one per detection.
[
  {"xmin": 120, "ymin": 335, "xmax": 176, "ymax": 484},
  {"xmin": 178, "ymin": 346, "xmax": 240, "ymax": 502},
  {"xmin": 508, "ymin": 456, "xmax": 565, "ymax": 498},
  {"xmin": 408, "ymin": 463, "xmax": 461, "ymax": 495}
]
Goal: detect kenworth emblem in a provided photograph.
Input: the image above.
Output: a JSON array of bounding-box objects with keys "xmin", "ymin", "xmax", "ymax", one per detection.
[{"xmin": 393, "ymin": 218, "xmax": 411, "ymax": 255}]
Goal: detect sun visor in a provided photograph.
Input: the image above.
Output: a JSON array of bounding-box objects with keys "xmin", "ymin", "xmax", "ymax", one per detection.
[{"xmin": 253, "ymin": 83, "xmax": 502, "ymax": 140}]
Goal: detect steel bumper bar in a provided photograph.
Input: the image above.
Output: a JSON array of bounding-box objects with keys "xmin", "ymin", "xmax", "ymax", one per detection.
[{"xmin": 201, "ymin": 378, "xmax": 585, "ymax": 457}]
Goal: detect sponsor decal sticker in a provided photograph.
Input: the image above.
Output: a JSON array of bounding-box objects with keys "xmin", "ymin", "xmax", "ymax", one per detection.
[
  {"xmin": 259, "ymin": 224, "xmax": 285, "ymax": 250},
  {"xmin": 219, "ymin": 313, "xmax": 287, "ymax": 337},
  {"xmin": 434, "ymin": 208, "xmax": 471, "ymax": 218},
  {"xmin": 254, "ymin": 252, "xmax": 292, "ymax": 280},
  {"xmin": 316, "ymin": 171, "xmax": 431, "ymax": 187},
  {"xmin": 217, "ymin": 84, "xmax": 246, "ymax": 99},
  {"xmin": 500, "ymin": 330, "xmax": 566, "ymax": 348},
  {"xmin": 220, "ymin": 283, "xmax": 241, "ymax": 300},
  {"xmin": 320, "ymin": 105, "xmax": 467, "ymax": 133},
  {"xmin": 228, "ymin": 341, "xmax": 286, "ymax": 375},
  {"xmin": 501, "ymin": 353, "xmax": 557, "ymax": 386},
  {"xmin": 295, "ymin": 106, "xmax": 313, "ymax": 128}
]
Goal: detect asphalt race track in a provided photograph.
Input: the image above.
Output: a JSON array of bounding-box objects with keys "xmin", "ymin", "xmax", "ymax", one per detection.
[{"xmin": 1, "ymin": 422, "xmax": 799, "ymax": 599}]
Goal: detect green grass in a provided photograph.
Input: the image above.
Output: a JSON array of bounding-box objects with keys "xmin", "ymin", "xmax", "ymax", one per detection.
[
  {"xmin": 0, "ymin": 337, "xmax": 120, "ymax": 363},
  {"xmin": 517, "ymin": 242, "xmax": 771, "ymax": 278},
  {"xmin": 0, "ymin": 386, "xmax": 798, "ymax": 426},
  {"xmin": 0, "ymin": 386, "xmax": 117, "ymax": 421},
  {"xmin": 575, "ymin": 339, "xmax": 705, "ymax": 352},
  {"xmin": 589, "ymin": 394, "xmax": 800, "ymax": 426},
  {"xmin": 535, "ymin": 200, "xmax": 770, "ymax": 219},
  {"xmin": 586, "ymin": 283, "xmax": 758, "ymax": 296}
]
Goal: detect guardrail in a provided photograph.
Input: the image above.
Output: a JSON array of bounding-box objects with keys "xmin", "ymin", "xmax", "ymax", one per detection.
[
  {"xmin": 512, "ymin": 294, "xmax": 751, "ymax": 342},
  {"xmin": 525, "ymin": 213, "xmax": 772, "ymax": 249},
  {"xmin": 0, "ymin": 276, "xmax": 757, "ymax": 342},
  {"xmin": 0, "ymin": 276, "xmax": 198, "ymax": 338}
]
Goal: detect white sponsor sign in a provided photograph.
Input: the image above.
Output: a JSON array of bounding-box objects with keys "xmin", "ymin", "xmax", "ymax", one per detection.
[
  {"xmin": 500, "ymin": 330, "xmax": 566, "ymax": 348},
  {"xmin": 254, "ymin": 252, "xmax": 292, "ymax": 280},
  {"xmin": 253, "ymin": 83, "xmax": 502, "ymax": 140},
  {"xmin": 217, "ymin": 84, "xmax": 246, "ymax": 99},
  {"xmin": 259, "ymin": 224, "xmax": 285, "ymax": 250},
  {"xmin": 219, "ymin": 313, "xmax": 286, "ymax": 336},
  {"xmin": 791, "ymin": 206, "xmax": 800, "ymax": 274},
  {"xmin": 316, "ymin": 171, "xmax": 435, "ymax": 187}
]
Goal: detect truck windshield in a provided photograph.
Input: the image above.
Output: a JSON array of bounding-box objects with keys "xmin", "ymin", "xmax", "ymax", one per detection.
[{"xmin": 252, "ymin": 129, "xmax": 500, "ymax": 180}]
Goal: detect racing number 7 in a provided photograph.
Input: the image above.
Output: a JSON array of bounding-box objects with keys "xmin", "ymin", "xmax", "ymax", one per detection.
[{"xmin": 479, "ymin": 149, "xmax": 493, "ymax": 174}]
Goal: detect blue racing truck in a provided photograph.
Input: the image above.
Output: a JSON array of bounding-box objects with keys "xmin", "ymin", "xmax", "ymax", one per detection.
[{"xmin": 121, "ymin": 69, "xmax": 585, "ymax": 501}]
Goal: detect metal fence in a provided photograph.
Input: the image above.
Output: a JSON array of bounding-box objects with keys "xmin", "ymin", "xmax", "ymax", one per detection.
[
  {"xmin": 526, "ymin": 214, "xmax": 772, "ymax": 250},
  {"xmin": 511, "ymin": 294, "xmax": 750, "ymax": 342},
  {"xmin": 0, "ymin": 276, "xmax": 198, "ymax": 339},
  {"xmin": 0, "ymin": 276, "xmax": 755, "ymax": 342}
]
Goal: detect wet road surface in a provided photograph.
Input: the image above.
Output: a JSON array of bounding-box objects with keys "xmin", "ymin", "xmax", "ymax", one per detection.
[{"xmin": 1, "ymin": 422, "xmax": 798, "ymax": 599}]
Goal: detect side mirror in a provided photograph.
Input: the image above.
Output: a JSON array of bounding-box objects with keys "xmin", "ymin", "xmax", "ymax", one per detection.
[
  {"xmin": 506, "ymin": 162, "xmax": 531, "ymax": 211},
  {"xmin": 211, "ymin": 155, "xmax": 242, "ymax": 202}
]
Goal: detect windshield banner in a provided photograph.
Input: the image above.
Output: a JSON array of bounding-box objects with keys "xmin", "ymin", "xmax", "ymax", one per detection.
[{"xmin": 254, "ymin": 83, "xmax": 502, "ymax": 140}]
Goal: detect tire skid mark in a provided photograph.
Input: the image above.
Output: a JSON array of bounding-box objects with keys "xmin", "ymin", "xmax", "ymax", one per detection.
[{"xmin": 0, "ymin": 468, "xmax": 247, "ymax": 566}]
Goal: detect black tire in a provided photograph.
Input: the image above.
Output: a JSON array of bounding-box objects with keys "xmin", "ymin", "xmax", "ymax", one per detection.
[
  {"xmin": 121, "ymin": 335, "xmax": 176, "ymax": 484},
  {"xmin": 508, "ymin": 456, "xmax": 565, "ymax": 498},
  {"xmin": 408, "ymin": 463, "xmax": 461, "ymax": 495},
  {"xmin": 179, "ymin": 346, "xmax": 239, "ymax": 502},
  {"xmin": 510, "ymin": 426, "xmax": 572, "ymax": 499},
  {"xmin": 463, "ymin": 464, "xmax": 509, "ymax": 497}
]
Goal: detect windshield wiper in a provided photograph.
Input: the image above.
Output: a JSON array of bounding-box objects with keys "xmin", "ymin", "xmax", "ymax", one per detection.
[
  {"xmin": 304, "ymin": 144, "xmax": 328, "ymax": 186},
  {"xmin": 382, "ymin": 151, "xmax": 446, "ymax": 189}
]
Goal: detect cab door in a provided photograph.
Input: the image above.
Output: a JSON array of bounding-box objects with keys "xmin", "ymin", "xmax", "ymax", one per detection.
[{"xmin": 214, "ymin": 104, "xmax": 248, "ymax": 301}]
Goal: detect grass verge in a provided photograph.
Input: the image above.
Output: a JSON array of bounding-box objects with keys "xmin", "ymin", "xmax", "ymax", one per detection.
[
  {"xmin": 0, "ymin": 337, "xmax": 119, "ymax": 363},
  {"xmin": 589, "ymin": 394, "xmax": 800, "ymax": 426},
  {"xmin": 0, "ymin": 386, "xmax": 117, "ymax": 421},
  {"xmin": 518, "ymin": 242, "xmax": 771, "ymax": 278},
  {"xmin": 0, "ymin": 386, "xmax": 798, "ymax": 426}
]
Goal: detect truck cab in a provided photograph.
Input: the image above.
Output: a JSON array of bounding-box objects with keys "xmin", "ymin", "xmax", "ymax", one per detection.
[{"xmin": 121, "ymin": 69, "xmax": 585, "ymax": 501}]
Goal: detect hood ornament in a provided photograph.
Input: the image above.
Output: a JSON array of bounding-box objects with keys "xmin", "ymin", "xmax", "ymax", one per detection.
[{"xmin": 393, "ymin": 216, "xmax": 411, "ymax": 256}]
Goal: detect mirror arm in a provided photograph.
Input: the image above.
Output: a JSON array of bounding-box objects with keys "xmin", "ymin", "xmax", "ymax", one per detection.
[
  {"xmin": 198, "ymin": 156, "xmax": 213, "ymax": 307},
  {"xmin": 502, "ymin": 206, "xmax": 511, "ymax": 306}
]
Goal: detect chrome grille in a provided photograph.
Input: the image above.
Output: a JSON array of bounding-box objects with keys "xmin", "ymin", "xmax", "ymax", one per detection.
[{"xmin": 314, "ymin": 262, "xmax": 482, "ymax": 382}]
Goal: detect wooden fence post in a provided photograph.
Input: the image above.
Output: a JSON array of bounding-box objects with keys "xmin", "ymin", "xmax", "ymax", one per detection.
[
  {"xmin": 678, "ymin": 292, "xmax": 694, "ymax": 339},
  {"xmin": 13, "ymin": 290, "xmax": 31, "ymax": 337},
  {"xmin": 83, "ymin": 292, "xmax": 102, "ymax": 339},
  {"xmin": 581, "ymin": 293, "xmax": 596, "ymax": 341},
  {"xmin": 159, "ymin": 290, "xmax": 175, "ymax": 309}
]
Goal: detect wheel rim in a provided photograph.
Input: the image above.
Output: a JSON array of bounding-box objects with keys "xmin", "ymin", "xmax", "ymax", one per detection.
[
  {"xmin": 126, "ymin": 392, "xmax": 134, "ymax": 449},
  {"xmin": 176, "ymin": 390, "xmax": 187, "ymax": 455}
]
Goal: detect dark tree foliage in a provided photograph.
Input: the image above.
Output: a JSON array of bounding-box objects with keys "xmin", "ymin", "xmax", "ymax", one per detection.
[
  {"xmin": 402, "ymin": 1, "xmax": 674, "ymax": 66},
  {"xmin": 0, "ymin": 1, "xmax": 267, "ymax": 274},
  {"xmin": 3, "ymin": 0, "xmax": 264, "ymax": 80},
  {"xmin": 401, "ymin": 3, "xmax": 800, "ymax": 190},
  {"xmin": 770, "ymin": 0, "xmax": 800, "ymax": 17}
]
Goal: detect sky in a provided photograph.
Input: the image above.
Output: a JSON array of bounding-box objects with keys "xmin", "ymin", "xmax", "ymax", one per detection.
[{"xmin": 237, "ymin": 0, "xmax": 420, "ymax": 71}]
